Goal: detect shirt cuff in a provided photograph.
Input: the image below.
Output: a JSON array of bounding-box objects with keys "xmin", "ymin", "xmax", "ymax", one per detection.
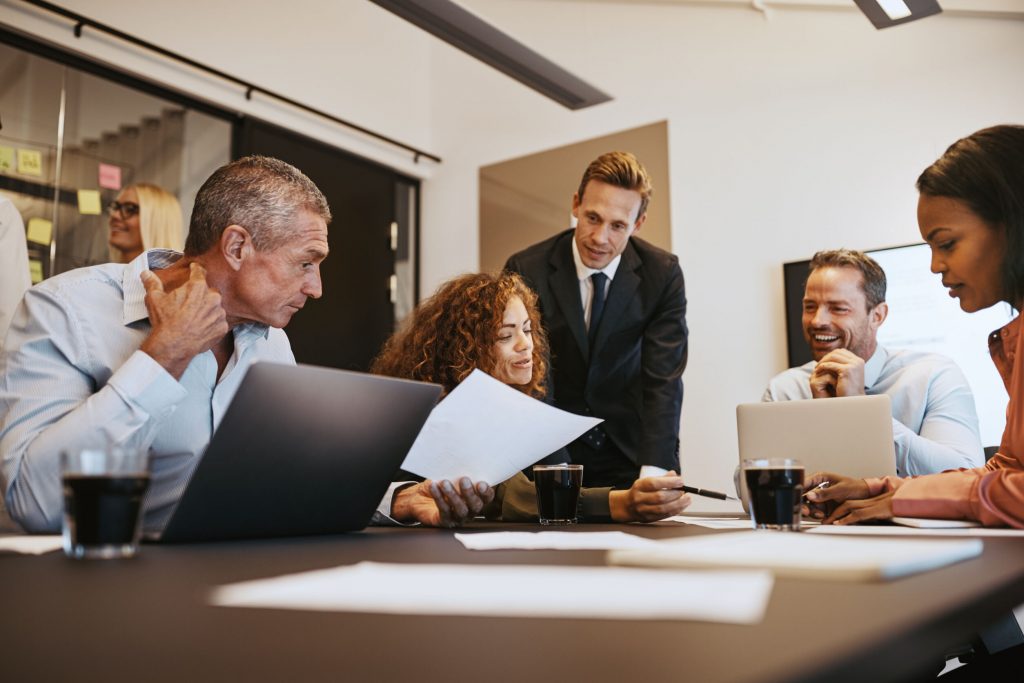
[
  {"xmin": 579, "ymin": 486, "xmax": 614, "ymax": 521},
  {"xmin": 372, "ymin": 481, "xmax": 420, "ymax": 527},
  {"xmin": 891, "ymin": 471, "xmax": 980, "ymax": 520},
  {"xmin": 106, "ymin": 350, "xmax": 188, "ymax": 418},
  {"xmin": 865, "ymin": 475, "xmax": 904, "ymax": 496},
  {"xmin": 639, "ymin": 465, "xmax": 669, "ymax": 479}
]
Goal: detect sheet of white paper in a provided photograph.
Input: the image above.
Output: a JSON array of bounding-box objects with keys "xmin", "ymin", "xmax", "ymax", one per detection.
[
  {"xmin": 211, "ymin": 561, "xmax": 774, "ymax": 624},
  {"xmin": 400, "ymin": 369, "xmax": 601, "ymax": 483},
  {"xmin": 806, "ymin": 524, "xmax": 1024, "ymax": 537},
  {"xmin": 892, "ymin": 516, "xmax": 981, "ymax": 528},
  {"xmin": 454, "ymin": 531, "xmax": 658, "ymax": 550},
  {"xmin": 0, "ymin": 535, "xmax": 63, "ymax": 555},
  {"xmin": 666, "ymin": 516, "xmax": 755, "ymax": 530},
  {"xmin": 611, "ymin": 531, "xmax": 983, "ymax": 580},
  {"xmin": 666, "ymin": 517, "xmax": 821, "ymax": 530}
]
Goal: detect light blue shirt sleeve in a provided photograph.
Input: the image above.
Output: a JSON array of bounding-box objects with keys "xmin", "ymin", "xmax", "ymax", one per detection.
[
  {"xmin": 891, "ymin": 361, "xmax": 984, "ymax": 476},
  {"xmin": 0, "ymin": 285, "xmax": 187, "ymax": 532}
]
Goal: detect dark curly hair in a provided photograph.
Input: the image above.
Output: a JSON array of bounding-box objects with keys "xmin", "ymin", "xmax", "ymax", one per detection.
[{"xmin": 371, "ymin": 271, "xmax": 549, "ymax": 398}]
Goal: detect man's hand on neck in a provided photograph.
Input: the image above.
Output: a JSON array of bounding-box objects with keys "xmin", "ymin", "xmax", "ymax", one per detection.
[{"xmin": 139, "ymin": 261, "xmax": 230, "ymax": 380}]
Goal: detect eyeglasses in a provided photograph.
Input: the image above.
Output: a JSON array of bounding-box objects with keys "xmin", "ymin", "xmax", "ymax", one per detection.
[{"xmin": 107, "ymin": 201, "xmax": 140, "ymax": 218}]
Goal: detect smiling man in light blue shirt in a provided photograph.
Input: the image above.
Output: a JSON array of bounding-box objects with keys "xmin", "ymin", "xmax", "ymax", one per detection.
[{"xmin": 764, "ymin": 249, "xmax": 983, "ymax": 476}]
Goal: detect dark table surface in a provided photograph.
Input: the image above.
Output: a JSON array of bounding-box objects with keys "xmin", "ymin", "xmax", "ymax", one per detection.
[{"xmin": 3, "ymin": 521, "xmax": 1024, "ymax": 683}]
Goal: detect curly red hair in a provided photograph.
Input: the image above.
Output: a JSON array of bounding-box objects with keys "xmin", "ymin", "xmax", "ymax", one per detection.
[{"xmin": 371, "ymin": 271, "xmax": 548, "ymax": 398}]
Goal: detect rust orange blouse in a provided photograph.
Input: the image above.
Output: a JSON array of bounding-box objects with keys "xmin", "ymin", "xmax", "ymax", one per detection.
[{"xmin": 865, "ymin": 315, "xmax": 1024, "ymax": 527}]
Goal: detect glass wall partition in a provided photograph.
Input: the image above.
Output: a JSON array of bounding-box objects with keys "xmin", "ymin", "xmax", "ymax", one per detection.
[
  {"xmin": 0, "ymin": 41, "xmax": 232, "ymax": 281},
  {"xmin": 0, "ymin": 42, "xmax": 64, "ymax": 282},
  {"xmin": 2, "ymin": 31, "xmax": 421, "ymax": 371}
]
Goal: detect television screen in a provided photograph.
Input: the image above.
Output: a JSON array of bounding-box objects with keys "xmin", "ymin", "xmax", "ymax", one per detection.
[{"xmin": 783, "ymin": 243, "xmax": 1014, "ymax": 448}]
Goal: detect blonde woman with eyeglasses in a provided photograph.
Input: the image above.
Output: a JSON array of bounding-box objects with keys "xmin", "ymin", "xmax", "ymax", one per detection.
[{"xmin": 108, "ymin": 183, "xmax": 184, "ymax": 263}]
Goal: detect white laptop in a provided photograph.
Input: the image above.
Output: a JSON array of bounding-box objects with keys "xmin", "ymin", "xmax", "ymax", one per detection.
[{"xmin": 735, "ymin": 394, "xmax": 896, "ymax": 507}]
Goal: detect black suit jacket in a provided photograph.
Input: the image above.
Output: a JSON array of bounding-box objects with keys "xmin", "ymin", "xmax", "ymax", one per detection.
[{"xmin": 505, "ymin": 229, "xmax": 688, "ymax": 471}]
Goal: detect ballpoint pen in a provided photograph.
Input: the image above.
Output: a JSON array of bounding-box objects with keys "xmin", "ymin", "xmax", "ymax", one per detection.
[
  {"xmin": 803, "ymin": 481, "xmax": 830, "ymax": 498},
  {"xmin": 676, "ymin": 485, "xmax": 740, "ymax": 502}
]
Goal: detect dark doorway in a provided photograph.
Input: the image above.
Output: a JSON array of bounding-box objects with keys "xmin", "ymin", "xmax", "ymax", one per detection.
[{"xmin": 235, "ymin": 119, "xmax": 411, "ymax": 370}]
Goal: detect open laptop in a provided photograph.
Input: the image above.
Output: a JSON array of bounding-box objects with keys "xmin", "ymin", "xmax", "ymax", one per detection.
[
  {"xmin": 735, "ymin": 394, "xmax": 896, "ymax": 507},
  {"xmin": 159, "ymin": 362, "xmax": 441, "ymax": 543}
]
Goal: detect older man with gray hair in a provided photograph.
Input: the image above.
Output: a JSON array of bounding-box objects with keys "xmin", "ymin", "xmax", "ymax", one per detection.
[
  {"xmin": 0, "ymin": 156, "xmax": 490, "ymax": 534},
  {"xmin": 764, "ymin": 248, "xmax": 984, "ymax": 476}
]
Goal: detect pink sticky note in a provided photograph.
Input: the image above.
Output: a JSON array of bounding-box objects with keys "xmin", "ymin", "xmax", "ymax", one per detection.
[{"xmin": 98, "ymin": 163, "xmax": 122, "ymax": 190}]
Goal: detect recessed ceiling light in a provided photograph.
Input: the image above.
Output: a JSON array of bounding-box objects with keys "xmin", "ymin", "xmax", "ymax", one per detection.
[
  {"xmin": 877, "ymin": 0, "xmax": 913, "ymax": 20},
  {"xmin": 853, "ymin": 0, "xmax": 943, "ymax": 29}
]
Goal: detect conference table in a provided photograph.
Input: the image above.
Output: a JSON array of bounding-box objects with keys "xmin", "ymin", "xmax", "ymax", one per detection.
[{"xmin": 3, "ymin": 520, "xmax": 1024, "ymax": 683}]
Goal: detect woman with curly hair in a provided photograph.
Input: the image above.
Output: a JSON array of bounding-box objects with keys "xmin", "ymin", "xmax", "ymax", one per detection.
[{"xmin": 372, "ymin": 271, "xmax": 691, "ymax": 523}]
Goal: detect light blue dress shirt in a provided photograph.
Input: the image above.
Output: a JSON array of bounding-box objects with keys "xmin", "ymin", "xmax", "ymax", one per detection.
[
  {"xmin": 0, "ymin": 250, "xmax": 296, "ymax": 533},
  {"xmin": 763, "ymin": 346, "xmax": 984, "ymax": 476}
]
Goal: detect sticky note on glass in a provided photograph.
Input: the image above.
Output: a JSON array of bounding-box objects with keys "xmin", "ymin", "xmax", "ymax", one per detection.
[
  {"xmin": 29, "ymin": 260, "xmax": 44, "ymax": 284},
  {"xmin": 26, "ymin": 218, "xmax": 53, "ymax": 245},
  {"xmin": 98, "ymin": 163, "xmax": 122, "ymax": 190},
  {"xmin": 17, "ymin": 149, "xmax": 43, "ymax": 177},
  {"xmin": 77, "ymin": 189, "xmax": 102, "ymax": 215},
  {"xmin": 0, "ymin": 146, "xmax": 14, "ymax": 173}
]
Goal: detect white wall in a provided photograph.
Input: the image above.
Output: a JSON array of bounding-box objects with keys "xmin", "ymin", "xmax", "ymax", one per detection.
[
  {"xmin": 5, "ymin": 0, "xmax": 1024, "ymax": 509},
  {"xmin": 419, "ymin": 1, "xmax": 1024, "ymax": 508},
  {"xmin": 0, "ymin": 0, "xmax": 439, "ymax": 179}
]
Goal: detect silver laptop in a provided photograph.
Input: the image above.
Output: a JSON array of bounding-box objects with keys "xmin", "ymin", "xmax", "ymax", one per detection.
[
  {"xmin": 160, "ymin": 362, "xmax": 441, "ymax": 543},
  {"xmin": 735, "ymin": 395, "xmax": 896, "ymax": 506}
]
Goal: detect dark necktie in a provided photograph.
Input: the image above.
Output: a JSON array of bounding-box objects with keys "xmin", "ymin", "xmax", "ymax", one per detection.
[{"xmin": 589, "ymin": 272, "xmax": 608, "ymax": 344}]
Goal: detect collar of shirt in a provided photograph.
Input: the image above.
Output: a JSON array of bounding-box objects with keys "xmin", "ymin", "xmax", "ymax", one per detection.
[
  {"xmin": 863, "ymin": 345, "xmax": 888, "ymax": 390},
  {"xmin": 990, "ymin": 316, "xmax": 1021, "ymax": 382},
  {"xmin": 120, "ymin": 249, "xmax": 270, "ymax": 344},
  {"xmin": 571, "ymin": 235, "xmax": 622, "ymax": 283}
]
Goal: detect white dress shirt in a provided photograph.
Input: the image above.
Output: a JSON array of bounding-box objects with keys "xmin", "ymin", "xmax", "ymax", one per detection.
[{"xmin": 571, "ymin": 237, "xmax": 619, "ymax": 331}]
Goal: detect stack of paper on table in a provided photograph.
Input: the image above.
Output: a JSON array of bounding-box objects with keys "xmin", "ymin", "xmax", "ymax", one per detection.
[
  {"xmin": 211, "ymin": 561, "xmax": 775, "ymax": 624},
  {"xmin": 400, "ymin": 369, "xmax": 601, "ymax": 483},
  {"xmin": 609, "ymin": 531, "xmax": 983, "ymax": 581}
]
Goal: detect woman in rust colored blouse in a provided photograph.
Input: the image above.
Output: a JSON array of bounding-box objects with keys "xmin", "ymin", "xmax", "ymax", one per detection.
[{"xmin": 807, "ymin": 124, "xmax": 1024, "ymax": 528}]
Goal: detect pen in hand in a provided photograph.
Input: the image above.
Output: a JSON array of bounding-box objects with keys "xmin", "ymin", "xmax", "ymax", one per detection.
[
  {"xmin": 676, "ymin": 485, "xmax": 740, "ymax": 502},
  {"xmin": 803, "ymin": 481, "xmax": 830, "ymax": 498}
]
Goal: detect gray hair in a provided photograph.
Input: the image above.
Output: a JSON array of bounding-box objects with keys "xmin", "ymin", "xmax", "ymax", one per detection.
[
  {"xmin": 184, "ymin": 155, "xmax": 331, "ymax": 255},
  {"xmin": 808, "ymin": 248, "xmax": 887, "ymax": 311}
]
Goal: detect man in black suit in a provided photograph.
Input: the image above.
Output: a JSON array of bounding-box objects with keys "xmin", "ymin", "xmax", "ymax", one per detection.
[{"xmin": 505, "ymin": 151, "xmax": 688, "ymax": 490}]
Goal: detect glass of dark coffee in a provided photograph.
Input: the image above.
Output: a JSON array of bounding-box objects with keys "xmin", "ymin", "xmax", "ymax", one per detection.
[
  {"xmin": 61, "ymin": 447, "xmax": 150, "ymax": 559},
  {"xmin": 532, "ymin": 464, "xmax": 583, "ymax": 525},
  {"xmin": 742, "ymin": 458, "xmax": 804, "ymax": 531}
]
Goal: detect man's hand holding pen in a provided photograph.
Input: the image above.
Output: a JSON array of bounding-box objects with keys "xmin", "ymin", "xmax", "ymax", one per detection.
[{"xmin": 609, "ymin": 471, "xmax": 692, "ymax": 523}]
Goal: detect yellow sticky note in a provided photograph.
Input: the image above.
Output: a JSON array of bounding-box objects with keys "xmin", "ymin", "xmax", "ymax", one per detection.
[
  {"xmin": 29, "ymin": 260, "xmax": 43, "ymax": 284},
  {"xmin": 77, "ymin": 189, "xmax": 102, "ymax": 215},
  {"xmin": 0, "ymin": 146, "xmax": 14, "ymax": 173},
  {"xmin": 17, "ymin": 149, "xmax": 43, "ymax": 177},
  {"xmin": 26, "ymin": 218, "xmax": 53, "ymax": 245}
]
